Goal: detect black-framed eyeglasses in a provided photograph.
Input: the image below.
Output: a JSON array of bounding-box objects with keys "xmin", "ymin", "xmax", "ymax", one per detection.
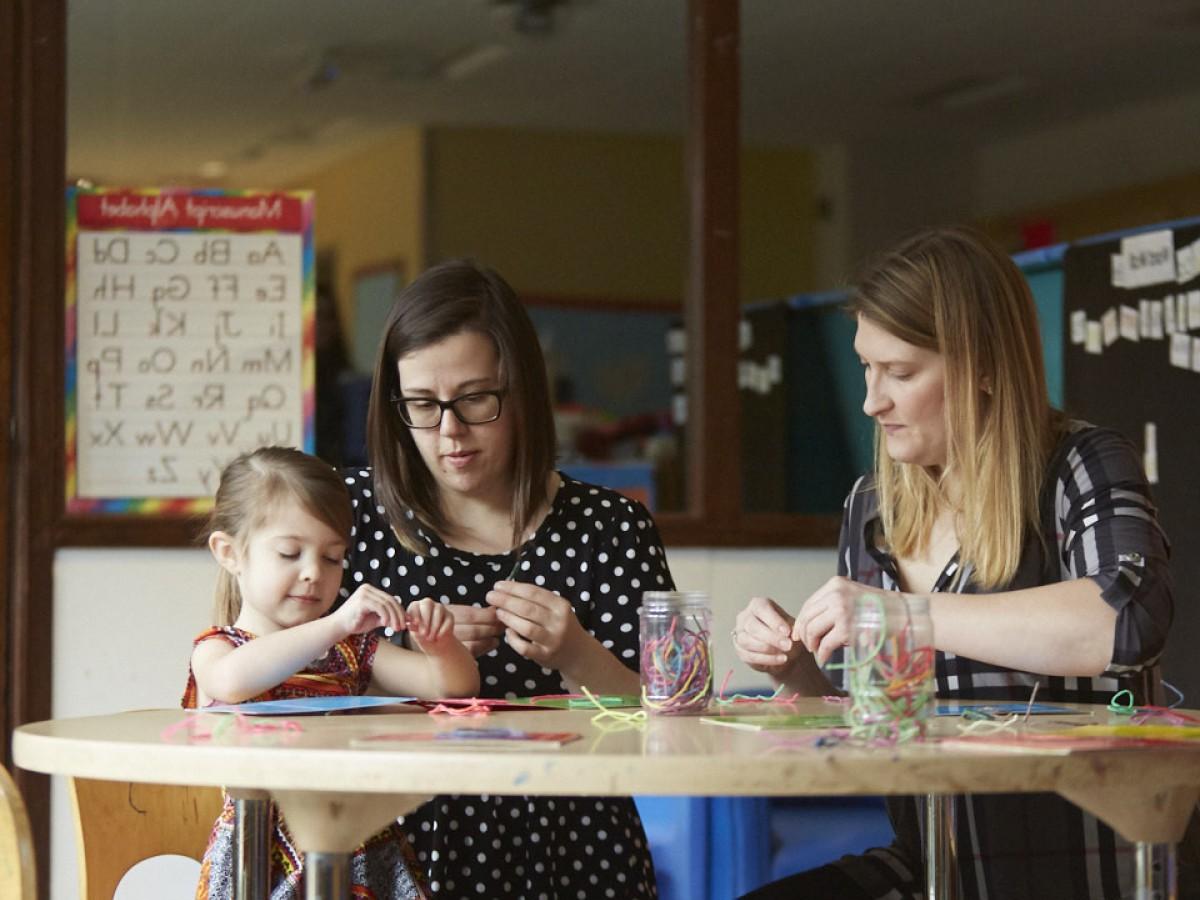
[{"xmin": 391, "ymin": 390, "xmax": 506, "ymax": 429}]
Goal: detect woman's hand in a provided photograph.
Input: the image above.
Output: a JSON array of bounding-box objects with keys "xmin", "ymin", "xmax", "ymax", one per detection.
[
  {"xmin": 334, "ymin": 584, "xmax": 408, "ymax": 637},
  {"xmin": 485, "ymin": 580, "xmax": 586, "ymax": 671},
  {"xmin": 733, "ymin": 596, "xmax": 804, "ymax": 676},
  {"xmin": 793, "ymin": 576, "xmax": 895, "ymax": 665},
  {"xmin": 446, "ymin": 604, "xmax": 504, "ymax": 657},
  {"xmin": 370, "ymin": 598, "xmax": 480, "ymax": 699},
  {"xmin": 405, "ymin": 598, "xmax": 456, "ymax": 654}
]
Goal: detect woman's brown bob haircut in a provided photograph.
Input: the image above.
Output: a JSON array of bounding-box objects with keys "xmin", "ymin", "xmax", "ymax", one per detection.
[{"xmin": 365, "ymin": 259, "xmax": 556, "ymax": 552}]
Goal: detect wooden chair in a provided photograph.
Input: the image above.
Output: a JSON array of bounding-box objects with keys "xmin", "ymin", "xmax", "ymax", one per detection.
[
  {"xmin": 0, "ymin": 765, "xmax": 37, "ymax": 900},
  {"xmin": 68, "ymin": 777, "xmax": 223, "ymax": 900}
]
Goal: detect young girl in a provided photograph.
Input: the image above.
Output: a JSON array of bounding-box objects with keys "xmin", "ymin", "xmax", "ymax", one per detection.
[{"xmin": 182, "ymin": 446, "xmax": 479, "ymax": 900}]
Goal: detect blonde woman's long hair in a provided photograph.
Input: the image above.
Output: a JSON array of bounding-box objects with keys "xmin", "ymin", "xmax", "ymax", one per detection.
[
  {"xmin": 207, "ymin": 446, "xmax": 353, "ymax": 625},
  {"xmin": 849, "ymin": 225, "xmax": 1063, "ymax": 589}
]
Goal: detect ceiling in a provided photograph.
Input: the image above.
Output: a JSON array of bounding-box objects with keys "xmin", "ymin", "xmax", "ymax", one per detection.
[{"xmin": 68, "ymin": 0, "xmax": 1200, "ymax": 188}]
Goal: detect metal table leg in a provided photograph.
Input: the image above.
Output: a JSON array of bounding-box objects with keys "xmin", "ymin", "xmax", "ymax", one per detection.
[
  {"xmin": 1163, "ymin": 842, "xmax": 1179, "ymax": 900},
  {"xmin": 273, "ymin": 789, "xmax": 431, "ymax": 900},
  {"xmin": 305, "ymin": 851, "xmax": 351, "ymax": 900},
  {"xmin": 233, "ymin": 792, "xmax": 271, "ymax": 900},
  {"xmin": 1136, "ymin": 841, "xmax": 1179, "ymax": 900},
  {"xmin": 925, "ymin": 793, "xmax": 958, "ymax": 900}
]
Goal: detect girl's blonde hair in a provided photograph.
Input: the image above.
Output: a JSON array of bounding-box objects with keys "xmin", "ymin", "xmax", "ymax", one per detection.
[
  {"xmin": 849, "ymin": 225, "xmax": 1064, "ymax": 589},
  {"xmin": 207, "ymin": 446, "xmax": 353, "ymax": 625}
]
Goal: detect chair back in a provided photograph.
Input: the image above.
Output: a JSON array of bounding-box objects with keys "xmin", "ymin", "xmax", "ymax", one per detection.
[
  {"xmin": 69, "ymin": 777, "xmax": 223, "ymax": 900},
  {"xmin": 0, "ymin": 765, "xmax": 37, "ymax": 900}
]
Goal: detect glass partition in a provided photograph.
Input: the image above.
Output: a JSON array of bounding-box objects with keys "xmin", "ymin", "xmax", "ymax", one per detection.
[{"xmin": 67, "ymin": 0, "xmax": 688, "ymax": 512}]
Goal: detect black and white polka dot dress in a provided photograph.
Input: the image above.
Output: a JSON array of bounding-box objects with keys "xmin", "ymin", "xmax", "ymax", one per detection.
[{"xmin": 340, "ymin": 470, "xmax": 673, "ymax": 900}]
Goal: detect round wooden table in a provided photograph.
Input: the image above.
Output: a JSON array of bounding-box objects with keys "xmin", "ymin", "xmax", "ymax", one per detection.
[{"xmin": 14, "ymin": 700, "xmax": 1200, "ymax": 899}]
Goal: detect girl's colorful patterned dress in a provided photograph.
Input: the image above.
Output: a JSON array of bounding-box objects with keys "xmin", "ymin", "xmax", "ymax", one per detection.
[{"xmin": 181, "ymin": 625, "xmax": 426, "ymax": 900}]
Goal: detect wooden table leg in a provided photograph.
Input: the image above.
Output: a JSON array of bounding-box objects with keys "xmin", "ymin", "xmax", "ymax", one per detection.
[
  {"xmin": 925, "ymin": 793, "xmax": 958, "ymax": 900},
  {"xmin": 229, "ymin": 789, "xmax": 271, "ymax": 900},
  {"xmin": 273, "ymin": 791, "xmax": 431, "ymax": 900}
]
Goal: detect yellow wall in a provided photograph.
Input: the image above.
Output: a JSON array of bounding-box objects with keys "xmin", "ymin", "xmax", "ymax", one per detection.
[
  {"xmin": 426, "ymin": 128, "xmax": 686, "ymax": 303},
  {"xmin": 294, "ymin": 125, "xmax": 816, "ymax": 327},
  {"xmin": 426, "ymin": 127, "xmax": 817, "ymax": 304},
  {"xmin": 741, "ymin": 145, "xmax": 817, "ymax": 300},
  {"xmin": 299, "ymin": 128, "xmax": 426, "ymax": 333}
]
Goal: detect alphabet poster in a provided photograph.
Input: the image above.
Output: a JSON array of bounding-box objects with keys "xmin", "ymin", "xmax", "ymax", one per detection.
[{"xmin": 65, "ymin": 187, "xmax": 314, "ymax": 514}]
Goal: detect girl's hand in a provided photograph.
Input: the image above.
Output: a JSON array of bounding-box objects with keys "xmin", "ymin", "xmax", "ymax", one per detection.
[
  {"xmin": 335, "ymin": 584, "xmax": 407, "ymax": 637},
  {"xmin": 485, "ymin": 581, "xmax": 586, "ymax": 671},
  {"xmin": 733, "ymin": 596, "xmax": 804, "ymax": 676},
  {"xmin": 793, "ymin": 576, "xmax": 894, "ymax": 665},
  {"xmin": 405, "ymin": 598, "xmax": 456, "ymax": 653},
  {"xmin": 445, "ymin": 604, "xmax": 504, "ymax": 657}
]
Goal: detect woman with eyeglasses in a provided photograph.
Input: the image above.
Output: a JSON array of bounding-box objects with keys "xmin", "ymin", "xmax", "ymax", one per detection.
[{"xmin": 341, "ymin": 258, "xmax": 672, "ymax": 899}]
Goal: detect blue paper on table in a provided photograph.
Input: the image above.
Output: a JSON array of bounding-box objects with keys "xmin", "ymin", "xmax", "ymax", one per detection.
[
  {"xmin": 203, "ymin": 696, "xmax": 417, "ymax": 715},
  {"xmin": 935, "ymin": 702, "xmax": 1074, "ymax": 717}
]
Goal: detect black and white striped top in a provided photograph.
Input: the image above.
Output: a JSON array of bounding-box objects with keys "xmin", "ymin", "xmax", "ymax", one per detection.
[{"xmin": 831, "ymin": 422, "xmax": 1173, "ymax": 900}]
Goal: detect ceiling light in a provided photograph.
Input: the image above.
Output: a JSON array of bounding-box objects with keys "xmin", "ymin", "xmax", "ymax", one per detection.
[
  {"xmin": 491, "ymin": 0, "xmax": 568, "ymax": 36},
  {"xmin": 199, "ymin": 160, "xmax": 228, "ymax": 178}
]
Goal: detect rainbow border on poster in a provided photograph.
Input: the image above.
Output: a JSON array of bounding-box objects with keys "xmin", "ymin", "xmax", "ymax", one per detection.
[{"xmin": 64, "ymin": 186, "xmax": 316, "ymax": 516}]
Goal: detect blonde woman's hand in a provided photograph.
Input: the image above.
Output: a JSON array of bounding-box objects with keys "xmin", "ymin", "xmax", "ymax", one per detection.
[
  {"xmin": 732, "ymin": 596, "xmax": 804, "ymax": 677},
  {"xmin": 485, "ymin": 580, "xmax": 586, "ymax": 671},
  {"xmin": 792, "ymin": 576, "xmax": 890, "ymax": 665},
  {"xmin": 405, "ymin": 598, "xmax": 456, "ymax": 653},
  {"xmin": 334, "ymin": 584, "xmax": 408, "ymax": 637}
]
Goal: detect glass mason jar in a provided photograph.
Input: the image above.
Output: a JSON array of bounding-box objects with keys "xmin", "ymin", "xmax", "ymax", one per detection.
[
  {"xmin": 639, "ymin": 591, "xmax": 714, "ymax": 715},
  {"xmin": 844, "ymin": 593, "xmax": 935, "ymax": 742}
]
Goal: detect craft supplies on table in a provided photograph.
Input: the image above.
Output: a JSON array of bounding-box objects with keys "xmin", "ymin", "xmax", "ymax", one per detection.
[
  {"xmin": 351, "ymin": 727, "xmax": 582, "ymax": 750},
  {"xmin": 700, "ymin": 713, "xmax": 849, "ymax": 731},
  {"xmin": 412, "ymin": 693, "xmax": 642, "ymax": 714},
  {"xmin": 942, "ymin": 723, "xmax": 1200, "ymax": 754},
  {"xmin": 936, "ymin": 701, "xmax": 1074, "ymax": 717},
  {"xmin": 522, "ymin": 693, "xmax": 641, "ymax": 709},
  {"xmin": 201, "ymin": 696, "xmax": 417, "ymax": 715},
  {"xmin": 842, "ymin": 593, "xmax": 934, "ymax": 743},
  {"xmin": 639, "ymin": 591, "xmax": 714, "ymax": 715}
]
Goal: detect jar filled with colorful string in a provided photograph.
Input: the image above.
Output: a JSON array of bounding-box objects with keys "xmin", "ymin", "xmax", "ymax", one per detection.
[
  {"xmin": 845, "ymin": 593, "xmax": 935, "ymax": 742},
  {"xmin": 639, "ymin": 591, "xmax": 713, "ymax": 715}
]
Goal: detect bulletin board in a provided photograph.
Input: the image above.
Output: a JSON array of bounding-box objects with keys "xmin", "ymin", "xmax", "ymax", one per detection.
[
  {"xmin": 1061, "ymin": 222, "xmax": 1200, "ymax": 703},
  {"xmin": 65, "ymin": 187, "xmax": 315, "ymax": 516}
]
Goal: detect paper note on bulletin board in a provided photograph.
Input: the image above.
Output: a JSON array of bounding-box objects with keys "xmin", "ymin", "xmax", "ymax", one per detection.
[{"xmin": 65, "ymin": 187, "xmax": 315, "ymax": 515}]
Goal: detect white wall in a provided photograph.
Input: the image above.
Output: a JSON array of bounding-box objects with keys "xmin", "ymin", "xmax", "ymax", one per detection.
[
  {"xmin": 51, "ymin": 549, "xmax": 214, "ymax": 900},
  {"xmin": 48, "ymin": 544, "xmax": 837, "ymax": 899}
]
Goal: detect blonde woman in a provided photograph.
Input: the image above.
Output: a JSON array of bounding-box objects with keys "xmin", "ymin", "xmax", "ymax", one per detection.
[{"xmin": 733, "ymin": 226, "xmax": 1173, "ymax": 899}]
